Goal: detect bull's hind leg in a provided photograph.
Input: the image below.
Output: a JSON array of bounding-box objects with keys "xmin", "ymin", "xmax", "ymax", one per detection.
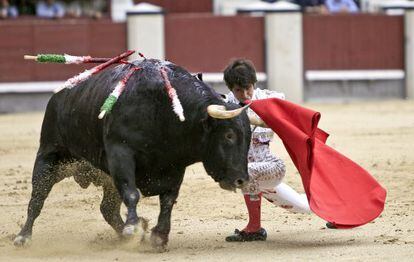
[
  {"xmin": 105, "ymin": 144, "xmax": 142, "ymax": 237},
  {"xmin": 100, "ymin": 182, "xmax": 124, "ymax": 234},
  {"xmin": 14, "ymin": 151, "xmax": 61, "ymax": 246}
]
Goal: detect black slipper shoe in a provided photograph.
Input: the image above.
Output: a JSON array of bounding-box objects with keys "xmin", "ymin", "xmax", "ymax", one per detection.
[
  {"xmin": 326, "ymin": 222, "xmax": 338, "ymax": 229},
  {"xmin": 225, "ymin": 228, "xmax": 267, "ymax": 242}
]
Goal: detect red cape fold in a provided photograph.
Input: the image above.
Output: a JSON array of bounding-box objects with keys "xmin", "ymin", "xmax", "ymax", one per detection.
[{"xmin": 248, "ymin": 98, "xmax": 386, "ymax": 228}]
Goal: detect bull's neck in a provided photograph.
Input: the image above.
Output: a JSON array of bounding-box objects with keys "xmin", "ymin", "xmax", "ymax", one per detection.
[
  {"xmin": 178, "ymin": 114, "xmax": 209, "ymax": 166},
  {"xmin": 173, "ymin": 105, "xmax": 213, "ymax": 166},
  {"xmin": 170, "ymin": 77, "xmax": 224, "ymax": 166}
]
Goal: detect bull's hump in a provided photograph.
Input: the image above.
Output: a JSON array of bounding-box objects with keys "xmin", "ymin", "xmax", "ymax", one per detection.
[{"xmin": 131, "ymin": 58, "xmax": 173, "ymax": 68}]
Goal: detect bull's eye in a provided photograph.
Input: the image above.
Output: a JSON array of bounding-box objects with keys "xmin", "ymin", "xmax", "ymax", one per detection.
[{"xmin": 225, "ymin": 131, "xmax": 236, "ymax": 142}]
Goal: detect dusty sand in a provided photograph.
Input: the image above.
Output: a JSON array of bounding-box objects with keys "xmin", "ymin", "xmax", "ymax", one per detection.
[{"xmin": 0, "ymin": 100, "xmax": 413, "ymax": 261}]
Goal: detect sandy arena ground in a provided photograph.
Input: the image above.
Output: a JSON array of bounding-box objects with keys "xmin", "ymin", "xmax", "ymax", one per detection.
[{"xmin": 0, "ymin": 100, "xmax": 413, "ymax": 261}]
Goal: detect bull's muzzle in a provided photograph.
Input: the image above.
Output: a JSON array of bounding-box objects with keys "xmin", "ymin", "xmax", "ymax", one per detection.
[
  {"xmin": 234, "ymin": 178, "xmax": 248, "ymax": 188},
  {"xmin": 218, "ymin": 177, "xmax": 249, "ymax": 191}
]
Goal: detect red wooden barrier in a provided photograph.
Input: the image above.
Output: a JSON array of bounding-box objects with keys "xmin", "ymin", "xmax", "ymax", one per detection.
[
  {"xmin": 0, "ymin": 19, "xmax": 126, "ymax": 82},
  {"xmin": 165, "ymin": 14, "xmax": 265, "ymax": 73},
  {"xmin": 0, "ymin": 14, "xmax": 405, "ymax": 83},
  {"xmin": 303, "ymin": 14, "xmax": 404, "ymax": 70}
]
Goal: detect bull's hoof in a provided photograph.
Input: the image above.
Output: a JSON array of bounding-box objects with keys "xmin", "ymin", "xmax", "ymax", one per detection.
[
  {"xmin": 150, "ymin": 230, "xmax": 168, "ymax": 253},
  {"xmin": 13, "ymin": 235, "xmax": 31, "ymax": 247},
  {"xmin": 122, "ymin": 217, "xmax": 149, "ymax": 241}
]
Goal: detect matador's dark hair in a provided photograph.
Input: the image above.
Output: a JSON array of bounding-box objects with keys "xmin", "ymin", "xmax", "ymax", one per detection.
[{"xmin": 223, "ymin": 58, "xmax": 257, "ymax": 90}]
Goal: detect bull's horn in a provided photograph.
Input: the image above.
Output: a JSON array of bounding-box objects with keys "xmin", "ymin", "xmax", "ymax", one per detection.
[
  {"xmin": 207, "ymin": 103, "xmax": 250, "ymax": 119},
  {"xmin": 248, "ymin": 114, "xmax": 268, "ymax": 127}
]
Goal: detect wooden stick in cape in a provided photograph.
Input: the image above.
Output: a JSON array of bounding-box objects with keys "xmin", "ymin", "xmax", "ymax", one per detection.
[
  {"xmin": 53, "ymin": 50, "xmax": 135, "ymax": 93},
  {"xmin": 98, "ymin": 66, "xmax": 141, "ymax": 119},
  {"xmin": 160, "ymin": 67, "xmax": 185, "ymax": 122},
  {"xmin": 24, "ymin": 54, "xmax": 130, "ymax": 64}
]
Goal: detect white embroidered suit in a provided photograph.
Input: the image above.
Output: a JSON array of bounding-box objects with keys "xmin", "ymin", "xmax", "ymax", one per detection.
[{"xmin": 226, "ymin": 88, "xmax": 286, "ymax": 195}]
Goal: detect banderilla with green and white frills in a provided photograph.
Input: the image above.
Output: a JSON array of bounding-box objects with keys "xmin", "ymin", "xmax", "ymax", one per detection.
[
  {"xmin": 98, "ymin": 66, "xmax": 141, "ymax": 119},
  {"xmin": 53, "ymin": 50, "xmax": 135, "ymax": 93}
]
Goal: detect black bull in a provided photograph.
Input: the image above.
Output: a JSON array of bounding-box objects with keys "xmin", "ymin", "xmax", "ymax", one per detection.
[{"xmin": 14, "ymin": 59, "xmax": 252, "ymax": 250}]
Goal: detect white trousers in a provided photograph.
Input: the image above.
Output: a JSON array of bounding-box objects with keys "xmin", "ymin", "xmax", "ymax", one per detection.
[
  {"xmin": 243, "ymin": 156, "xmax": 310, "ymax": 214},
  {"xmin": 262, "ymin": 183, "xmax": 311, "ymax": 214}
]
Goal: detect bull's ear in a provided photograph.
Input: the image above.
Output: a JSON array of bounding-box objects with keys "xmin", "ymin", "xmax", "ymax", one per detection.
[
  {"xmin": 196, "ymin": 73, "xmax": 203, "ymax": 81},
  {"xmin": 192, "ymin": 72, "xmax": 203, "ymax": 81}
]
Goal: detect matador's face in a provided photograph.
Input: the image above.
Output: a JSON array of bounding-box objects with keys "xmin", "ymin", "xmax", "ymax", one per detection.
[{"xmin": 231, "ymin": 84, "xmax": 254, "ymax": 103}]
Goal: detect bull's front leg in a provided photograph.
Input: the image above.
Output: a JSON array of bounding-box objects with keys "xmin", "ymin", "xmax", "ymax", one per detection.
[
  {"xmin": 151, "ymin": 188, "xmax": 180, "ymax": 252},
  {"xmin": 106, "ymin": 144, "xmax": 142, "ymax": 237}
]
